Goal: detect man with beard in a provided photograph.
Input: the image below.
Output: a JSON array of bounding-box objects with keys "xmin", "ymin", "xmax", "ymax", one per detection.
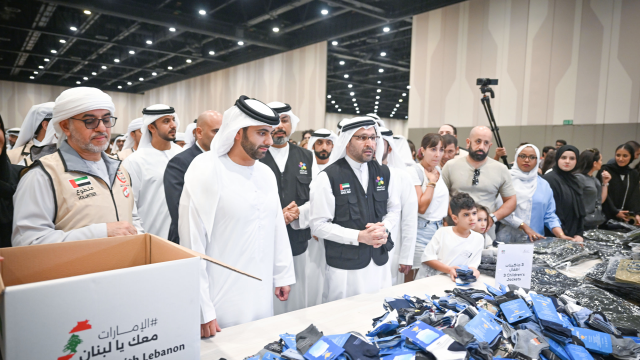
[
  {"xmin": 12, "ymin": 87, "xmax": 143, "ymax": 246},
  {"xmin": 310, "ymin": 117, "xmax": 401, "ymax": 302},
  {"xmin": 441, "ymin": 126, "xmax": 516, "ymax": 236},
  {"xmin": 122, "ymin": 104, "xmax": 182, "ymax": 238},
  {"xmin": 179, "ymin": 96, "xmax": 294, "ymax": 336},
  {"xmin": 308, "ymin": 129, "xmax": 338, "ymax": 177},
  {"xmin": 7, "ymin": 102, "xmax": 54, "ymax": 165},
  {"xmin": 259, "ymin": 102, "xmax": 313, "ymax": 314}
]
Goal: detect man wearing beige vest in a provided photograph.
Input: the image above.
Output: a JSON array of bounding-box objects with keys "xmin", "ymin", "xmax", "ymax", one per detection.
[
  {"xmin": 7, "ymin": 102, "xmax": 54, "ymax": 165},
  {"xmin": 12, "ymin": 87, "xmax": 143, "ymax": 246}
]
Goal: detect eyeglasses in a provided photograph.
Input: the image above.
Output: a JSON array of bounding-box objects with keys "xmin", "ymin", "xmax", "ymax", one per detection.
[
  {"xmin": 351, "ymin": 135, "xmax": 380, "ymax": 142},
  {"xmin": 517, "ymin": 154, "xmax": 538, "ymax": 161},
  {"xmin": 472, "ymin": 169, "xmax": 480, "ymax": 186},
  {"xmin": 69, "ymin": 116, "xmax": 117, "ymax": 129}
]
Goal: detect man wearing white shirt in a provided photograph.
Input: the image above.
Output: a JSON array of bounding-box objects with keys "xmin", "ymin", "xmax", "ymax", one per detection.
[
  {"xmin": 309, "ymin": 117, "xmax": 401, "ymax": 302},
  {"xmin": 7, "ymin": 102, "xmax": 54, "ymax": 165}
]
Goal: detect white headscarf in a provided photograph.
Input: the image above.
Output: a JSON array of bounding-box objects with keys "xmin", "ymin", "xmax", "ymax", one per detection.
[
  {"xmin": 393, "ymin": 135, "xmax": 415, "ymax": 166},
  {"xmin": 509, "ymin": 144, "xmax": 541, "ymax": 224},
  {"xmin": 307, "ymin": 128, "xmax": 338, "ymax": 153},
  {"xmin": 183, "ymin": 122, "xmax": 197, "ymax": 149},
  {"xmin": 328, "ymin": 117, "xmax": 384, "ymax": 166},
  {"xmin": 5, "ymin": 128, "xmax": 20, "ymax": 150},
  {"xmin": 267, "ymin": 102, "xmax": 300, "ymax": 134},
  {"xmin": 379, "ymin": 127, "xmax": 405, "ymax": 169},
  {"xmin": 50, "ymin": 87, "xmax": 115, "ymax": 148},
  {"xmin": 175, "ymin": 132, "xmax": 186, "ymax": 142},
  {"xmin": 14, "ymin": 102, "xmax": 54, "ymax": 149},
  {"xmin": 367, "ymin": 113, "xmax": 385, "ymax": 128},
  {"xmin": 138, "ymin": 104, "xmax": 180, "ymax": 150},
  {"xmin": 122, "ymin": 117, "xmax": 143, "ymax": 150},
  {"xmin": 110, "ymin": 135, "xmax": 126, "ymax": 155},
  {"xmin": 183, "ymin": 97, "xmax": 280, "ymax": 237}
]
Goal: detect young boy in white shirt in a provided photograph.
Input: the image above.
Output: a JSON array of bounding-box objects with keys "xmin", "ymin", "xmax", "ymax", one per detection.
[{"xmin": 416, "ymin": 192, "xmax": 484, "ymax": 281}]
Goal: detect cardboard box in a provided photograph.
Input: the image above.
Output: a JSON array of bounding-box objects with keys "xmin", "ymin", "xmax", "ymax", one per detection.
[{"xmin": 0, "ymin": 234, "xmax": 259, "ymax": 360}]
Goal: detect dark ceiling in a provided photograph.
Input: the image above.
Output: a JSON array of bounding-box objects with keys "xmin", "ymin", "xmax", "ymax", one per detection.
[{"xmin": 0, "ymin": 0, "xmax": 463, "ymax": 120}]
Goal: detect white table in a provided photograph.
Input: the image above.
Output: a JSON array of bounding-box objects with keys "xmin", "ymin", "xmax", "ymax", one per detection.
[{"xmin": 200, "ymin": 274, "xmax": 494, "ymax": 359}]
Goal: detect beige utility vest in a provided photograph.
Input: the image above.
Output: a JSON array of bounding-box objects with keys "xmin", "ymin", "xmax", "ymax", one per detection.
[
  {"xmin": 7, "ymin": 140, "xmax": 33, "ymax": 165},
  {"xmin": 34, "ymin": 151, "xmax": 134, "ymax": 232}
]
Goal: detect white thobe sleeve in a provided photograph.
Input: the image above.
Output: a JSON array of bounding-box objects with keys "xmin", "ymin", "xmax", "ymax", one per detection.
[
  {"xmin": 398, "ymin": 171, "xmax": 418, "ymax": 266},
  {"xmin": 131, "ymin": 201, "xmax": 145, "ymax": 234},
  {"xmin": 382, "ymin": 169, "xmax": 402, "ymax": 241},
  {"xmin": 122, "ymin": 158, "xmax": 141, "ymax": 209},
  {"xmin": 11, "ymin": 168, "xmax": 108, "ymax": 246},
  {"xmin": 309, "ymin": 172, "xmax": 360, "ymax": 246},
  {"xmin": 290, "ymin": 201, "xmax": 310, "ymax": 230},
  {"xmin": 177, "ymin": 186, "xmax": 216, "ymax": 324},
  {"xmin": 272, "ymin": 197, "xmax": 297, "ymax": 287}
]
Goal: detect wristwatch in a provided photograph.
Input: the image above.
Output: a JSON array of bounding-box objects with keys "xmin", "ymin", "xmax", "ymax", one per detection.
[{"xmin": 490, "ymin": 213, "xmax": 498, "ymax": 223}]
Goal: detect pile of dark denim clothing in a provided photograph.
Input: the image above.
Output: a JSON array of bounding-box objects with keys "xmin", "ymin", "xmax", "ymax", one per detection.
[{"xmin": 244, "ymin": 283, "xmax": 640, "ymax": 360}]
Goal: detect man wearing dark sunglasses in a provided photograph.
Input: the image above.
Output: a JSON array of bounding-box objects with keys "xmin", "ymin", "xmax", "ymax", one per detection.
[
  {"xmin": 12, "ymin": 87, "xmax": 143, "ymax": 246},
  {"xmin": 441, "ymin": 126, "xmax": 516, "ymax": 237}
]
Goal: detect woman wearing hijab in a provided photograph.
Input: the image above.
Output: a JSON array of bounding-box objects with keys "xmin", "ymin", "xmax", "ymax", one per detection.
[
  {"xmin": 575, "ymin": 149, "xmax": 610, "ymax": 229},
  {"xmin": 598, "ymin": 144, "xmax": 640, "ymax": 225},
  {"xmin": 497, "ymin": 144, "xmax": 576, "ymax": 243},
  {"xmin": 543, "ymin": 145, "xmax": 586, "ymax": 241},
  {"xmin": 0, "ymin": 114, "xmax": 25, "ymax": 247}
]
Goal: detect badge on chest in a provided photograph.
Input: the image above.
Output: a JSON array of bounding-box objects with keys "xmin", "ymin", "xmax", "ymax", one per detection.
[
  {"xmin": 298, "ymin": 162, "xmax": 308, "ymax": 175},
  {"xmin": 339, "ymin": 183, "xmax": 351, "ymax": 195},
  {"xmin": 376, "ymin": 176, "xmax": 386, "ymax": 191}
]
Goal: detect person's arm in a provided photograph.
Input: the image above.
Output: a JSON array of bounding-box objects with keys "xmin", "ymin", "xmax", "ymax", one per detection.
[
  {"xmin": 494, "ymin": 195, "xmax": 516, "ymax": 221},
  {"xmin": 381, "ymin": 169, "xmax": 402, "ymax": 239},
  {"xmin": 177, "ymin": 185, "xmax": 219, "ymax": 335},
  {"xmin": 489, "ymin": 170, "xmax": 517, "ymax": 228},
  {"xmin": 272, "ymin": 192, "xmax": 296, "ymax": 300},
  {"xmin": 11, "ymin": 168, "xmax": 109, "ymax": 246},
  {"xmin": 599, "ymin": 171, "xmax": 610, "ymax": 203},
  {"xmin": 309, "ymin": 172, "xmax": 360, "ymax": 245},
  {"xmin": 424, "ymin": 260, "xmax": 458, "ymax": 281},
  {"xmin": 493, "ymin": 147, "xmax": 507, "ymax": 162},
  {"xmin": 398, "ymin": 171, "xmax": 418, "ymax": 270},
  {"xmin": 290, "ymin": 201, "xmax": 310, "ymax": 230}
]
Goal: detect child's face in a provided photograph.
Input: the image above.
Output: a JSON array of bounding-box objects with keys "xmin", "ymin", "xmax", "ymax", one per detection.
[
  {"xmin": 474, "ymin": 211, "xmax": 488, "ymax": 233},
  {"xmin": 452, "ymin": 208, "xmax": 477, "ymax": 231}
]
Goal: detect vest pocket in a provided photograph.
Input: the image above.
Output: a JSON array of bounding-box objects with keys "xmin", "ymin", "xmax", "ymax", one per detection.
[
  {"xmin": 373, "ymin": 190, "xmax": 388, "ymax": 218},
  {"xmin": 348, "ymin": 194, "xmax": 361, "ymax": 220},
  {"xmin": 335, "ymin": 195, "xmax": 350, "ymax": 221},
  {"xmin": 296, "ymin": 175, "xmax": 311, "ymax": 201}
]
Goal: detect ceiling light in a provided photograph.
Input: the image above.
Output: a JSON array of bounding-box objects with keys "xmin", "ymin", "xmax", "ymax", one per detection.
[
  {"xmin": 44, "ymin": 58, "xmax": 50, "ymax": 62},
  {"xmin": 101, "ymin": 66, "xmax": 107, "ymax": 69},
  {"xmin": 118, "ymin": 86, "xmax": 122, "ymax": 89},
  {"xmin": 139, "ymin": 77, "xmax": 144, "ymax": 81},
  {"xmin": 354, "ymin": 103, "xmax": 358, "ymax": 106},
  {"xmin": 331, "ymin": 101, "xmax": 335, "ymax": 104},
  {"xmin": 375, "ymin": 101, "xmax": 379, "ymax": 104},
  {"xmin": 405, "ymin": 116, "xmax": 408, "ymax": 119},
  {"xmin": 376, "ymin": 96, "xmax": 380, "ymax": 99},
  {"xmin": 91, "ymin": 72, "xmax": 97, "ymax": 75},
  {"xmin": 146, "ymin": 40, "xmax": 153, "ymax": 45},
  {"xmin": 83, "ymin": 10, "xmax": 91, "ymax": 15},
  {"xmin": 186, "ymin": 59, "xmax": 192, "ymax": 63},
  {"xmin": 114, "ymin": 59, "xmax": 120, "ymax": 62},
  {"xmin": 377, "ymin": 81, "xmax": 381, "ymax": 84},
  {"xmin": 344, "ymin": 74, "xmax": 349, "ymax": 78},
  {"xmin": 335, "ymin": 105, "xmax": 339, "ymax": 108},
  {"xmin": 167, "ymin": 66, "xmax": 173, "ymax": 70},
  {"xmin": 375, "ymin": 106, "xmax": 378, "ymax": 109},
  {"xmin": 38, "ymin": 65, "xmax": 44, "ymax": 69},
  {"xmin": 199, "ymin": 9, "xmax": 206, "ymax": 15},
  {"xmin": 339, "ymin": 61, "xmax": 345, "ymax": 65},
  {"xmin": 338, "ymin": 109, "xmax": 341, "ymax": 112},
  {"xmin": 355, "ymin": 108, "xmax": 359, "ymax": 110},
  {"xmin": 152, "ymin": 72, "xmax": 157, "ymax": 76},
  {"xmin": 169, "ymin": 27, "xmax": 176, "ymax": 32},
  {"xmin": 352, "ymin": 98, "xmax": 356, "ymax": 102},
  {"xmin": 127, "ymin": 82, "xmax": 132, "ymax": 85},
  {"xmin": 327, "ymin": 95, "xmax": 332, "ymax": 98},
  {"xmin": 356, "ymin": 111, "xmax": 360, "ymax": 114},
  {"xmin": 29, "ymin": 76, "xmax": 34, "ymax": 79},
  {"xmin": 129, "ymin": 50, "xmax": 135, "ymax": 55},
  {"xmin": 374, "ymin": 109, "xmax": 377, "ymax": 113},
  {"xmin": 272, "ymin": 27, "xmax": 280, "ymax": 33},
  {"xmin": 396, "ymin": 104, "xmax": 400, "ymax": 107},
  {"xmin": 83, "ymin": 77, "xmax": 88, "ymax": 80},
  {"xmin": 399, "ymin": 99, "xmax": 403, "ymax": 102},
  {"xmin": 378, "ymin": 68, "xmax": 384, "ymax": 73},
  {"xmin": 209, "ymin": 50, "xmax": 215, "ymax": 55},
  {"xmin": 390, "ymin": 114, "xmax": 394, "ymax": 117},
  {"xmin": 321, "ymin": 9, "xmax": 329, "ymax": 15},
  {"xmin": 51, "ymin": 50, "xmax": 57, "ymax": 54},
  {"xmin": 70, "ymin": 26, "xmax": 77, "ymax": 32},
  {"xmin": 377, "ymin": 89, "xmax": 381, "ymax": 93},
  {"xmin": 348, "ymin": 84, "xmax": 353, "ymax": 88},
  {"xmin": 331, "ymin": 41, "xmax": 338, "ymax": 46},
  {"xmin": 59, "ymin": 39, "xmax": 66, "ymax": 43},
  {"xmin": 407, "ymin": 85, "xmax": 411, "ymax": 89},
  {"xmin": 238, "ymin": 41, "xmax": 244, "ymax": 46},
  {"xmin": 402, "ymin": 93, "xmax": 406, "ymax": 96},
  {"xmin": 76, "ymin": 81, "xmax": 81, "ymax": 84},
  {"xmin": 380, "ymin": 52, "xmax": 386, "ymax": 57},
  {"xmin": 349, "ymin": 92, "xmax": 354, "ymax": 96},
  {"xmin": 383, "ymin": 27, "xmax": 390, "ymax": 32}
]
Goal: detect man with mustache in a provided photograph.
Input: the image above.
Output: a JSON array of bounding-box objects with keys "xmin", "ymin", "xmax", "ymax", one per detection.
[
  {"xmin": 441, "ymin": 126, "xmax": 516, "ymax": 237},
  {"xmin": 122, "ymin": 104, "xmax": 183, "ymax": 239},
  {"xmin": 310, "ymin": 117, "xmax": 401, "ymax": 302},
  {"xmin": 12, "ymin": 87, "xmax": 143, "ymax": 246},
  {"xmin": 179, "ymin": 96, "xmax": 295, "ymax": 336},
  {"xmin": 308, "ymin": 129, "xmax": 338, "ymax": 176},
  {"xmin": 259, "ymin": 102, "xmax": 313, "ymax": 314}
]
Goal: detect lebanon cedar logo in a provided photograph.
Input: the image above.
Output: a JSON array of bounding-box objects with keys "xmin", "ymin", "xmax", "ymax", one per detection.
[{"xmin": 58, "ymin": 320, "xmax": 92, "ymax": 360}]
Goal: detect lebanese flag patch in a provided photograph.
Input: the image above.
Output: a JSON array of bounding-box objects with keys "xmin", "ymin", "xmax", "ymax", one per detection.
[{"xmin": 123, "ymin": 187, "xmax": 130, "ymax": 198}]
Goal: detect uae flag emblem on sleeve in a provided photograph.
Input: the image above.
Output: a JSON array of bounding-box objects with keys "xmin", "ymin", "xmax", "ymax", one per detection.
[{"xmin": 69, "ymin": 176, "xmax": 92, "ymax": 188}]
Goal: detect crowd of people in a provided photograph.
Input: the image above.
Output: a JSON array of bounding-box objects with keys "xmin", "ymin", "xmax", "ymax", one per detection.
[{"xmin": 1, "ymin": 86, "xmax": 639, "ymax": 338}]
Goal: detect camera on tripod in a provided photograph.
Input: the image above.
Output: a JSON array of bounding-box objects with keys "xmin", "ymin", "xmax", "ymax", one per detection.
[
  {"xmin": 477, "ymin": 78, "xmax": 498, "ymax": 98},
  {"xmin": 476, "ymin": 78, "xmax": 509, "ymax": 167}
]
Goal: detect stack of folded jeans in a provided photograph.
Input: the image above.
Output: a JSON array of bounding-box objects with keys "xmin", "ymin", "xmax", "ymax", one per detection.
[{"xmin": 456, "ymin": 265, "xmax": 477, "ymax": 283}]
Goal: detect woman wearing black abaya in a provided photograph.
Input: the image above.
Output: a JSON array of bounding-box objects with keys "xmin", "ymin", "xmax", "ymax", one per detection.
[
  {"xmin": 0, "ymin": 114, "xmax": 24, "ymax": 247},
  {"xmin": 598, "ymin": 144, "xmax": 640, "ymax": 225},
  {"xmin": 543, "ymin": 145, "xmax": 586, "ymax": 241}
]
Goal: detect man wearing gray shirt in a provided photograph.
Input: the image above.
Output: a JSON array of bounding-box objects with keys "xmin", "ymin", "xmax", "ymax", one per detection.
[{"xmin": 441, "ymin": 126, "xmax": 516, "ymax": 235}]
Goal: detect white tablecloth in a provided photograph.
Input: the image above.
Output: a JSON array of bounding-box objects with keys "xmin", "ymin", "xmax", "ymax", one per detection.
[{"xmin": 200, "ymin": 274, "xmax": 494, "ymax": 359}]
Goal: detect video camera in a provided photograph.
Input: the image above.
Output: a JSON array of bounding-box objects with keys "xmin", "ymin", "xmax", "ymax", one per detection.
[{"xmin": 476, "ymin": 78, "xmax": 509, "ymax": 167}]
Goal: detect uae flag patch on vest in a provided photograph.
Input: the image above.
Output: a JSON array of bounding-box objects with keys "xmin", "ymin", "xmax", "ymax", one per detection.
[{"xmin": 69, "ymin": 176, "xmax": 92, "ymax": 188}]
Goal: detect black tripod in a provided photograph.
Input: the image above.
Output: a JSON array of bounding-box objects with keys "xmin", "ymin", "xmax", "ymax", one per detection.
[{"xmin": 479, "ymin": 82, "xmax": 510, "ymax": 168}]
